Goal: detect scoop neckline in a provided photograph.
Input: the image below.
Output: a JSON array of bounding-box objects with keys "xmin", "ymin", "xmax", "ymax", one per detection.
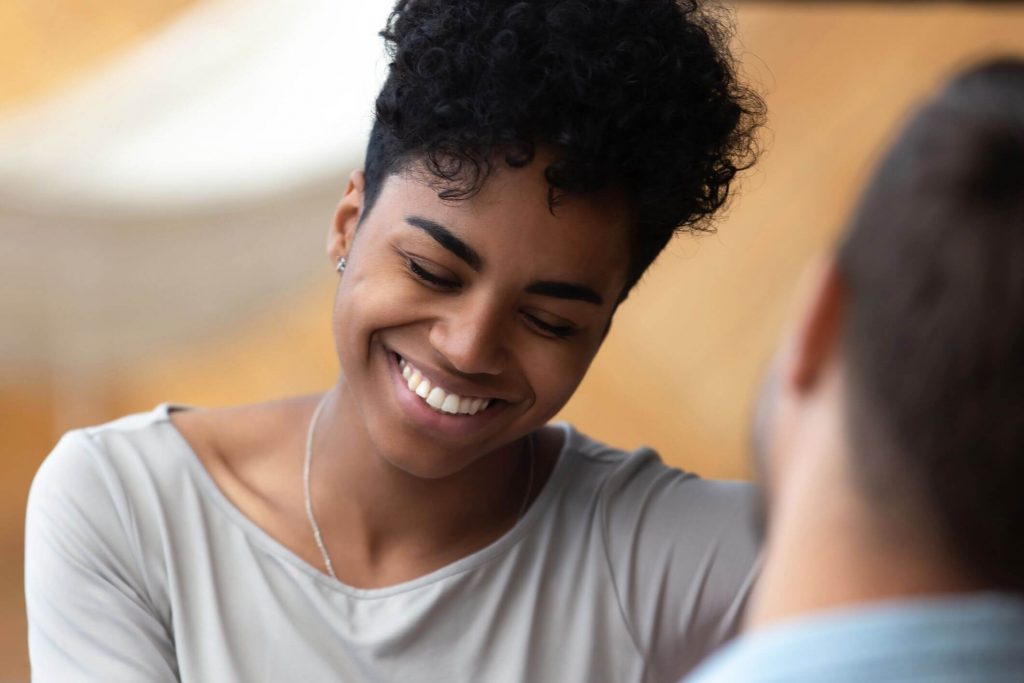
[{"xmin": 157, "ymin": 401, "xmax": 578, "ymax": 599}]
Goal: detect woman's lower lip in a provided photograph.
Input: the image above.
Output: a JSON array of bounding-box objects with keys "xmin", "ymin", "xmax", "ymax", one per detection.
[{"xmin": 387, "ymin": 351, "xmax": 502, "ymax": 436}]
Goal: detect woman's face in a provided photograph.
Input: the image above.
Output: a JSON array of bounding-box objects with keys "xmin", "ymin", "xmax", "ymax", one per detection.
[{"xmin": 329, "ymin": 156, "xmax": 632, "ymax": 478}]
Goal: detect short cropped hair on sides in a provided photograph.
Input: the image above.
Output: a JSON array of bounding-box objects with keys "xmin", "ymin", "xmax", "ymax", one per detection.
[
  {"xmin": 837, "ymin": 59, "xmax": 1024, "ymax": 591},
  {"xmin": 361, "ymin": 0, "xmax": 765, "ymax": 298}
]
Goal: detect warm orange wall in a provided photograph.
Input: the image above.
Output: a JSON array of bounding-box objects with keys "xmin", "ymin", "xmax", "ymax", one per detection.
[
  {"xmin": 0, "ymin": 0, "xmax": 194, "ymax": 108},
  {"xmin": 3, "ymin": 2, "xmax": 1023, "ymax": 679},
  {"xmin": 564, "ymin": 3, "xmax": 1024, "ymax": 477}
]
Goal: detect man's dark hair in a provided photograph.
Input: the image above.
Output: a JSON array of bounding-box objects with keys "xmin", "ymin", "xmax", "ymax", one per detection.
[
  {"xmin": 837, "ymin": 58, "xmax": 1024, "ymax": 591},
  {"xmin": 362, "ymin": 0, "xmax": 764, "ymax": 297}
]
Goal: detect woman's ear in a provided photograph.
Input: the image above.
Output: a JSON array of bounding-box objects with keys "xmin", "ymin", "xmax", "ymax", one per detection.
[
  {"xmin": 327, "ymin": 170, "xmax": 366, "ymax": 265},
  {"xmin": 783, "ymin": 255, "xmax": 848, "ymax": 394}
]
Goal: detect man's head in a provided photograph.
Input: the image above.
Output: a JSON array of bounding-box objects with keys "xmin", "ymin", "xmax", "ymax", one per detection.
[
  {"xmin": 361, "ymin": 0, "xmax": 763, "ymax": 299},
  {"xmin": 756, "ymin": 59, "xmax": 1024, "ymax": 592}
]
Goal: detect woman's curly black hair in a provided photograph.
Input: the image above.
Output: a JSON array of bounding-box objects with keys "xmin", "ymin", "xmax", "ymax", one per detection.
[{"xmin": 363, "ymin": 0, "xmax": 764, "ymax": 296}]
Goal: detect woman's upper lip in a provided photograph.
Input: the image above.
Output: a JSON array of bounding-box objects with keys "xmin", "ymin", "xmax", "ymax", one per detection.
[{"xmin": 392, "ymin": 351, "xmax": 509, "ymax": 401}]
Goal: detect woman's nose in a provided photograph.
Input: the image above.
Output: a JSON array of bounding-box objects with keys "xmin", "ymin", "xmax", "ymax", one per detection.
[{"xmin": 428, "ymin": 299, "xmax": 506, "ymax": 376}]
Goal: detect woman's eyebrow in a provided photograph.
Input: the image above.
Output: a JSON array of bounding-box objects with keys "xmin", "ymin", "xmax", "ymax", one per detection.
[
  {"xmin": 525, "ymin": 281, "xmax": 603, "ymax": 306},
  {"xmin": 405, "ymin": 216, "xmax": 482, "ymax": 271},
  {"xmin": 404, "ymin": 214, "xmax": 603, "ymax": 305}
]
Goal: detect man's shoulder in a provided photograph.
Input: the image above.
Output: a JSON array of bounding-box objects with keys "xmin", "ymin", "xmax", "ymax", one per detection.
[{"xmin": 683, "ymin": 595, "xmax": 1024, "ymax": 683}]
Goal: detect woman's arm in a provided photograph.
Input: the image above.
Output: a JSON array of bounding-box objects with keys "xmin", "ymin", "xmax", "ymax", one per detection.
[
  {"xmin": 25, "ymin": 430, "xmax": 179, "ymax": 682},
  {"xmin": 601, "ymin": 452, "xmax": 762, "ymax": 680}
]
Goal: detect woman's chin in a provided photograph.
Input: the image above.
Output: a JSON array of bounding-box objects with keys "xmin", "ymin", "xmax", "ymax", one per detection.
[{"xmin": 375, "ymin": 445, "xmax": 480, "ymax": 480}]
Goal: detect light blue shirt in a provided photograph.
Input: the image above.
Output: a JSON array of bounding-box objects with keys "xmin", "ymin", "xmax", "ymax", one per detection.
[{"xmin": 684, "ymin": 594, "xmax": 1024, "ymax": 683}]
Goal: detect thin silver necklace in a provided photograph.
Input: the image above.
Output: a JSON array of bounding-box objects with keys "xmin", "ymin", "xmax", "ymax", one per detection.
[{"xmin": 303, "ymin": 391, "xmax": 536, "ymax": 580}]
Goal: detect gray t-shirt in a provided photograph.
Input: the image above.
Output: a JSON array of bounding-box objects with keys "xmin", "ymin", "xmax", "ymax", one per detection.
[{"xmin": 26, "ymin": 404, "xmax": 760, "ymax": 683}]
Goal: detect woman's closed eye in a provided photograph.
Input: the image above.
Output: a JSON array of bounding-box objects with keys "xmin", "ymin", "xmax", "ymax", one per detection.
[
  {"xmin": 406, "ymin": 257, "xmax": 460, "ymax": 290},
  {"xmin": 521, "ymin": 312, "xmax": 579, "ymax": 339},
  {"xmin": 405, "ymin": 254, "xmax": 580, "ymax": 339}
]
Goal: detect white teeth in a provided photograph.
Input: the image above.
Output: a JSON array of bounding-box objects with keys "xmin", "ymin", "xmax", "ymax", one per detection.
[
  {"xmin": 415, "ymin": 379, "xmax": 431, "ymax": 399},
  {"xmin": 426, "ymin": 386, "xmax": 446, "ymax": 409},
  {"xmin": 398, "ymin": 355, "xmax": 494, "ymax": 417},
  {"xmin": 440, "ymin": 394, "xmax": 461, "ymax": 414}
]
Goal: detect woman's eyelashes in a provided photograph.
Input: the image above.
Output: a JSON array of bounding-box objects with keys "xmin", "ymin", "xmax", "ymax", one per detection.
[
  {"xmin": 406, "ymin": 257, "xmax": 460, "ymax": 290},
  {"xmin": 404, "ymin": 256, "xmax": 580, "ymax": 340},
  {"xmin": 521, "ymin": 313, "xmax": 578, "ymax": 339}
]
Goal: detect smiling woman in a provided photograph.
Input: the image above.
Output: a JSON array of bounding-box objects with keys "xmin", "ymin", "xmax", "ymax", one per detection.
[
  {"xmin": 24, "ymin": 1, "xmax": 764, "ymax": 681},
  {"xmin": 327, "ymin": 157, "xmax": 634, "ymax": 482}
]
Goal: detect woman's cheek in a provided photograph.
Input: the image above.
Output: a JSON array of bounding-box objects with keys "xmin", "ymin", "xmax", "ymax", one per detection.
[{"xmin": 524, "ymin": 342, "xmax": 591, "ymax": 413}]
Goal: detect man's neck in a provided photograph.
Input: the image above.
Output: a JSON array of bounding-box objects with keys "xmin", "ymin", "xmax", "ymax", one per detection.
[{"xmin": 745, "ymin": 444, "xmax": 978, "ymax": 631}]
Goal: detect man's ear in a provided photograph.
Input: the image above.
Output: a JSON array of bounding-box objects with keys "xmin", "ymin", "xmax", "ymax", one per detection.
[
  {"xmin": 784, "ymin": 256, "xmax": 847, "ymax": 393},
  {"xmin": 327, "ymin": 170, "xmax": 366, "ymax": 265}
]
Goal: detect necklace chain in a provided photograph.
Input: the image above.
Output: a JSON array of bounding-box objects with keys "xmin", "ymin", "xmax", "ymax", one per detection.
[
  {"xmin": 303, "ymin": 391, "xmax": 536, "ymax": 581},
  {"xmin": 303, "ymin": 392, "xmax": 336, "ymax": 579}
]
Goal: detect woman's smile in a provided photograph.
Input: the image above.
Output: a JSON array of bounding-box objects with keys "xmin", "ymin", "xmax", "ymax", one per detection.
[
  {"xmin": 386, "ymin": 347, "xmax": 509, "ymax": 438},
  {"xmin": 398, "ymin": 355, "xmax": 494, "ymax": 415}
]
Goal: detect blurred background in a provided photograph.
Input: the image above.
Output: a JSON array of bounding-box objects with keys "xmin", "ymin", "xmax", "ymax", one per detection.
[{"xmin": 1, "ymin": 0, "xmax": 1022, "ymax": 678}]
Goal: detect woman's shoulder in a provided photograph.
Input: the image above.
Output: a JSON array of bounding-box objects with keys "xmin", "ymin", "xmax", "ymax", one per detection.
[
  {"xmin": 552, "ymin": 424, "xmax": 761, "ymax": 674},
  {"xmin": 26, "ymin": 404, "xmax": 194, "ymax": 573},
  {"xmin": 27, "ymin": 406, "xmax": 200, "ymax": 532},
  {"xmin": 557, "ymin": 422, "xmax": 758, "ymax": 508},
  {"xmin": 35, "ymin": 404, "xmax": 184, "ymax": 491},
  {"xmin": 166, "ymin": 395, "xmax": 313, "ymax": 480},
  {"xmin": 551, "ymin": 422, "xmax": 759, "ymax": 563},
  {"xmin": 166, "ymin": 397, "xmax": 315, "ymax": 533},
  {"xmin": 31, "ymin": 396, "xmax": 313, "ymax": 507}
]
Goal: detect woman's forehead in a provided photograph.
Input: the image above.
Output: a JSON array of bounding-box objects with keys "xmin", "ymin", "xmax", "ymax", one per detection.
[{"xmin": 376, "ymin": 167, "xmax": 632, "ymax": 283}]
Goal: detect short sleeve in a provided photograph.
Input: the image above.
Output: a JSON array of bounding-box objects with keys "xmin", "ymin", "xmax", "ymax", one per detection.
[
  {"xmin": 25, "ymin": 430, "xmax": 179, "ymax": 682},
  {"xmin": 599, "ymin": 450, "xmax": 761, "ymax": 680}
]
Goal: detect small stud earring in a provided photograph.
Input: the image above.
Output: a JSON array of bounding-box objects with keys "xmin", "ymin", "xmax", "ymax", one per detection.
[{"xmin": 336, "ymin": 256, "xmax": 347, "ymax": 273}]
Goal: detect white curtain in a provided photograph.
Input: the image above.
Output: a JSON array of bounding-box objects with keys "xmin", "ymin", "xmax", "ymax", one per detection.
[{"xmin": 0, "ymin": 0, "xmax": 393, "ymax": 375}]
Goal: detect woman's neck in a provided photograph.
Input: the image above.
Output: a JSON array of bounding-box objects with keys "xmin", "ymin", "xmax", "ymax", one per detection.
[{"xmin": 306, "ymin": 386, "xmax": 538, "ymax": 586}]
